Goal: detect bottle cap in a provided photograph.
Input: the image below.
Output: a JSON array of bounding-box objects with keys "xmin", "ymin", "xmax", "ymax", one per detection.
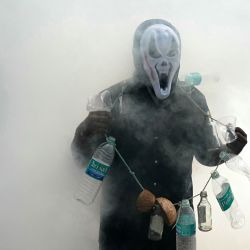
[
  {"xmin": 219, "ymin": 151, "xmax": 231, "ymax": 161},
  {"xmin": 106, "ymin": 136, "xmax": 116, "ymax": 146},
  {"xmin": 185, "ymin": 72, "xmax": 202, "ymax": 86},
  {"xmin": 200, "ymin": 191, "xmax": 207, "ymax": 197},
  {"xmin": 211, "ymin": 170, "xmax": 220, "ymax": 179},
  {"xmin": 181, "ymin": 199, "xmax": 190, "ymax": 207}
]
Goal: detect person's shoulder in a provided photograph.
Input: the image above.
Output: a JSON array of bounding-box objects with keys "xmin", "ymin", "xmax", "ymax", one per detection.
[
  {"xmin": 190, "ymin": 87, "xmax": 207, "ymax": 107},
  {"xmin": 103, "ymin": 78, "xmax": 134, "ymax": 99}
]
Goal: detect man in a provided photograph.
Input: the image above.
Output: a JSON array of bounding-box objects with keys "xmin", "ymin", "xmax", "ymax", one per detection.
[{"xmin": 72, "ymin": 19, "xmax": 247, "ymax": 250}]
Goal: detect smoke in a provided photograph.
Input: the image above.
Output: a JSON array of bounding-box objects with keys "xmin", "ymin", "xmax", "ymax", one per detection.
[{"xmin": 1, "ymin": 0, "xmax": 250, "ymax": 249}]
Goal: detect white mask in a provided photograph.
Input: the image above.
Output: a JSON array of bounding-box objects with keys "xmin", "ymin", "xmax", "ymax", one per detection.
[{"xmin": 140, "ymin": 24, "xmax": 181, "ymax": 100}]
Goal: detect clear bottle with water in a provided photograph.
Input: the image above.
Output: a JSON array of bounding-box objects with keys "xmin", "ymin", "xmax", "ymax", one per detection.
[
  {"xmin": 219, "ymin": 151, "xmax": 250, "ymax": 182},
  {"xmin": 75, "ymin": 136, "xmax": 116, "ymax": 205},
  {"xmin": 211, "ymin": 170, "xmax": 245, "ymax": 229},
  {"xmin": 176, "ymin": 199, "xmax": 196, "ymax": 250}
]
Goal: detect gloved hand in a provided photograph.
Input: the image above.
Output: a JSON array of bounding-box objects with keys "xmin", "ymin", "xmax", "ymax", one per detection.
[
  {"xmin": 78, "ymin": 111, "xmax": 112, "ymax": 137},
  {"xmin": 226, "ymin": 127, "xmax": 247, "ymax": 154}
]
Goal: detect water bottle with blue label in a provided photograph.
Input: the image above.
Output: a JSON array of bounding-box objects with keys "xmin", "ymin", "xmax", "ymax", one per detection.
[
  {"xmin": 75, "ymin": 136, "xmax": 116, "ymax": 205},
  {"xmin": 176, "ymin": 199, "xmax": 196, "ymax": 250},
  {"xmin": 211, "ymin": 170, "xmax": 245, "ymax": 229}
]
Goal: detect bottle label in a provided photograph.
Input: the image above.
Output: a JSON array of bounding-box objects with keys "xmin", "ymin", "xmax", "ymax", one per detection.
[
  {"xmin": 198, "ymin": 206, "xmax": 206, "ymax": 223},
  {"xmin": 85, "ymin": 158, "xmax": 110, "ymax": 181},
  {"xmin": 176, "ymin": 215, "xmax": 196, "ymax": 237},
  {"xmin": 216, "ymin": 184, "xmax": 234, "ymax": 211}
]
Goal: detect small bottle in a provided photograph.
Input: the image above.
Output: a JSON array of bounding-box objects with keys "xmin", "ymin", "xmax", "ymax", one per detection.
[
  {"xmin": 87, "ymin": 90, "xmax": 113, "ymax": 112},
  {"xmin": 75, "ymin": 136, "xmax": 116, "ymax": 205},
  {"xmin": 197, "ymin": 191, "xmax": 212, "ymax": 232},
  {"xmin": 211, "ymin": 170, "xmax": 245, "ymax": 229},
  {"xmin": 219, "ymin": 151, "xmax": 250, "ymax": 182},
  {"xmin": 178, "ymin": 72, "xmax": 202, "ymax": 95},
  {"xmin": 148, "ymin": 204, "xmax": 164, "ymax": 241},
  {"xmin": 184, "ymin": 72, "xmax": 202, "ymax": 87},
  {"xmin": 176, "ymin": 199, "xmax": 196, "ymax": 250}
]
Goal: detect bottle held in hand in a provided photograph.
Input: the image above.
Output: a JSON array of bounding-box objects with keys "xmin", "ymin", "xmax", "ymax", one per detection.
[{"xmin": 75, "ymin": 136, "xmax": 116, "ymax": 205}]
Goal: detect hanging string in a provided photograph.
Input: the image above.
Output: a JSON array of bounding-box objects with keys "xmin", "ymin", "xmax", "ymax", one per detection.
[
  {"xmin": 114, "ymin": 147, "xmax": 144, "ymax": 191},
  {"xmin": 106, "ymin": 84, "xmax": 228, "ymax": 211}
]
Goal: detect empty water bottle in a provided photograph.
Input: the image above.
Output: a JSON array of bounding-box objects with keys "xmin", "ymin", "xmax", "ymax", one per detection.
[
  {"xmin": 75, "ymin": 136, "xmax": 116, "ymax": 205},
  {"xmin": 219, "ymin": 151, "xmax": 250, "ymax": 182},
  {"xmin": 211, "ymin": 170, "xmax": 245, "ymax": 229},
  {"xmin": 87, "ymin": 90, "xmax": 113, "ymax": 112},
  {"xmin": 197, "ymin": 191, "xmax": 212, "ymax": 232},
  {"xmin": 176, "ymin": 199, "xmax": 196, "ymax": 250}
]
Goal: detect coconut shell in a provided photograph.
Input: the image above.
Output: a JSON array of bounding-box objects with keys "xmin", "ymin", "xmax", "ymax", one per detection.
[
  {"xmin": 156, "ymin": 197, "xmax": 177, "ymax": 226},
  {"xmin": 136, "ymin": 189, "xmax": 156, "ymax": 213}
]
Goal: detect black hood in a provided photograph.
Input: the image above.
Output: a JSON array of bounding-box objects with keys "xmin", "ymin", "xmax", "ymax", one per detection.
[{"xmin": 132, "ymin": 19, "xmax": 181, "ymax": 90}]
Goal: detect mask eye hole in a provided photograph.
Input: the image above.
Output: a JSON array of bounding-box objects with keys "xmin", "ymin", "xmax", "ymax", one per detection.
[
  {"xmin": 167, "ymin": 50, "xmax": 176, "ymax": 57},
  {"xmin": 148, "ymin": 37, "xmax": 161, "ymax": 58}
]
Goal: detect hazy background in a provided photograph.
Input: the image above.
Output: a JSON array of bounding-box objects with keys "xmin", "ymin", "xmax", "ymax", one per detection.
[{"xmin": 1, "ymin": 0, "xmax": 250, "ymax": 249}]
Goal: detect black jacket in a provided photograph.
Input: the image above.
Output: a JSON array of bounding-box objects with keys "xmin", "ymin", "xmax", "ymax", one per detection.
[{"xmin": 72, "ymin": 78, "xmax": 220, "ymax": 250}]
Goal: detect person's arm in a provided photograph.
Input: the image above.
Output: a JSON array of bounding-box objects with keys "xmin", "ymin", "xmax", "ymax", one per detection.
[
  {"xmin": 187, "ymin": 88, "xmax": 247, "ymax": 166},
  {"xmin": 71, "ymin": 111, "xmax": 112, "ymax": 164}
]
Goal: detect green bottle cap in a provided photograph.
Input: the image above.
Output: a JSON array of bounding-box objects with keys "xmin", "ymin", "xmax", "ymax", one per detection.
[
  {"xmin": 211, "ymin": 170, "xmax": 220, "ymax": 179},
  {"xmin": 185, "ymin": 72, "xmax": 202, "ymax": 86},
  {"xmin": 181, "ymin": 199, "xmax": 190, "ymax": 207},
  {"xmin": 219, "ymin": 151, "xmax": 230, "ymax": 161},
  {"xmin": 106, "ymin": 136, "xmax": 116, "ymax": 146}
]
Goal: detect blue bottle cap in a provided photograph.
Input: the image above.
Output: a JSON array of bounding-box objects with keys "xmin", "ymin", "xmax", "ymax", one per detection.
[{"xmin": 185, "ymin": 72, "xmax": 202, "ymax": 86}]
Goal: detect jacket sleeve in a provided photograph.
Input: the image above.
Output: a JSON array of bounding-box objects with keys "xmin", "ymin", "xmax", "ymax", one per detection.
[
  {"xmin": 191, "ymin": 89, "xmax": 225, "ymax": 166},
  {"xmin": 71, "ymin": 80, "xmax": 128, "ymax": 165},
  {"xmin": 71, "ymin": 119, "xmax": 105, "ymax": 165}
]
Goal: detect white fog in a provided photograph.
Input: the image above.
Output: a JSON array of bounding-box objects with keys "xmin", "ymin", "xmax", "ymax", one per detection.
[{"xmin": 1, "ymin": 0, "xmax": 250, "ymax": 249}]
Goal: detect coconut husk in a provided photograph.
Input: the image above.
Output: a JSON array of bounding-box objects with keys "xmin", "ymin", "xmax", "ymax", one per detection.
[
  {"xmin": 156, "ymin": 197, "xmax": 177, "ymax": 226},
  {"xmin": 136, "ymin": 189, "xmax": 156, "ymax": 213}
]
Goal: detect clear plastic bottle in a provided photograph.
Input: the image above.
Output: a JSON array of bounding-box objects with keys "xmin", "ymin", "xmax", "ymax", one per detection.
[
  {"xmin": 197, "ymin": 191, "xmax": 212, "ymax": 232},
  {"xmin": 176, "ymin": 199, "xmax": 196, "ymax": 250},
  {"xmin": 75, "ymin": 136, "xmax": 116, "ymax": 205},
  {"xmin": 87, "ymin": 90, "xmax": 113, "ymax": 112},
  {"xmin": 211, "ymin": 170, "xmax": 245, "ymax": 229},
  {"xmin": 148, "ymin": 204, "xmax": 164, "ymax": 241},
  {"xmin": 219, "ymin": 151, "xmax": 250, "ymax": 182}
]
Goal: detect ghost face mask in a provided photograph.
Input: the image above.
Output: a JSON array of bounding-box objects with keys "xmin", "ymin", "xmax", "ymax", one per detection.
[{"xmin": 140, "ymin": 24, "xmax": 181, "ymax": 100}]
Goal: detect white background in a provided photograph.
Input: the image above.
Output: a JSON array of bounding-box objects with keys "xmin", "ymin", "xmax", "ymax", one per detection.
[{"xmin": 1, "ymin": 0, "xmax": 250, "ymax": 249}]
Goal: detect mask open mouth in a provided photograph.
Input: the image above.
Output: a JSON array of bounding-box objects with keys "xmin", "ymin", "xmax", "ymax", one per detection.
[
  {"xmin": 156, "ymin": 64, "xmax": 172, "ymax": 91},
  {"xmin": 159, "ymin": 73, "xmax": 168, "ymax": 89}
]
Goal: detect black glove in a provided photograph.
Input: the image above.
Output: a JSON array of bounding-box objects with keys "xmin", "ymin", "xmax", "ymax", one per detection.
[
  {"xmin": 78, "ymin": 111, "xmax": 112, "ymax": 137},
  {"xmin": 226, "ymin": 127, "xmax": 247, "ymax": 154}
]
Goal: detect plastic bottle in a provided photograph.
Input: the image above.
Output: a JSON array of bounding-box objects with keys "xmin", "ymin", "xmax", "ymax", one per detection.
[
  {"xmin": 219, "ymin": 151, "xmax": 250, "ymax": 182},
  {"xmin": 148, "ymin": 204, "xmax": 164, "ymax": 241},
  {"xmin": 87, "ymin": 90, "xmax": 113, "ymax": 112},
  {"xmin": 211, "ymin": 170, "xmax": 245, "ymax": 229},
  {"xmin": 197, "ymin": 191, "xmax": 212, "ymax": 232},
  {"xmin": 178, "ymin": 72, "xmax": 202, "ymax": 96},
  {"xmin": 176, "ymin": 199, "xmax": 196, "ymax": 250},
  {"xmin": 75, "ymin": 136, "xmax": 116, "ymax": 205}
]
